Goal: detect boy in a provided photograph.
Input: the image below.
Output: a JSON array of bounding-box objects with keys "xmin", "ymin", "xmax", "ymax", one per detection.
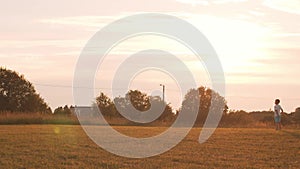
[{"xmin": 274, "ymin": 99, "xmax": 284, "ymax": 130}]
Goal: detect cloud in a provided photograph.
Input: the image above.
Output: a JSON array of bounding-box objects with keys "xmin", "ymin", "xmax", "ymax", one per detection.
[
  {"xmin": 176, "ymin": 0, "xmax": 247, "ymax": 6},
  {"xmin": 263, "ymin": 0, "xmax": 300, "ymax": 15},
  {"xmin": 39, "ymin": 16, "xmax": 115, "ymax": 28},
  {"xmin": 212, "ymin": 0, "xmax": 247, "ymax": 4},
  {"xmin": 175, "ymin": 0, "xmax": 209, "ymax": 6},
  {"xmin": 248, "ymin": 10, "xmax": 265, "ymax": 17},
  {"xmin": 0, "ymin": 40, "xmax": 83, "ymax": 48},
  {"xmin": 272, "ymin": 33, "xmax": 300, "ymax": 37}
]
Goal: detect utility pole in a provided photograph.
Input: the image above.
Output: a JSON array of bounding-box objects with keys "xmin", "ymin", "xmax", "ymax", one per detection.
[{"xmin": 160, "ymin": 84, "xmax": 165, "ymax": 103}]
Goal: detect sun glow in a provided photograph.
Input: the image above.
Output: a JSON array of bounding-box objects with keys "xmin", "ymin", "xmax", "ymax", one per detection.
[{"xmin": 183, "ymin": 14, "xmax": 271, "ymax": 83}]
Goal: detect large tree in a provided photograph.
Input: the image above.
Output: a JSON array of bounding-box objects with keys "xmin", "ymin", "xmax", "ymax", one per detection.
[
  {"xmin": 112, "ymin": 90, "xmax": 174, "ymax": 123},
  {"xmin": 0, "ymin": 67, "xmax": 51, "ymax": 113},
  {"xmin": 180, "ymin": 86, "xmax": 227, "ymax": 126},
  {"xmin": 96, "ymin": 92, "xmax": 117, "ymax": 118},
  {"xmin": 114, "ymin": 90, "xmax": 151, "ymax": 121}
]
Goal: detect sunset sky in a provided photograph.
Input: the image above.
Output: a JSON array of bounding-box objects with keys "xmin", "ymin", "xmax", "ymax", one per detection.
[{"xmin": 1, "ymin": 0, "xmax": 299, "ymax": 112}]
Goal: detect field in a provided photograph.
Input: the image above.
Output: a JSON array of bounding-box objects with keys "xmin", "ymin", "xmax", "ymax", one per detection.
[{"xmin": 0, "ymin": 125, "xmax": 300, "ymax": 169}]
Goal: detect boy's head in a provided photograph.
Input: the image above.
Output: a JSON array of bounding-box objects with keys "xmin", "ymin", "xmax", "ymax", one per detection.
[{"xmin": 275, "ymin": 99, "xmax": 280, "ymax": 105}]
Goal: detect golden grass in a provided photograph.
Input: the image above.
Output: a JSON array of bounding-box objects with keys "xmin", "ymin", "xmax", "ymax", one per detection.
[{"xmin": 0, "ymin": 125, "xmax": 299, "ymax": 168}]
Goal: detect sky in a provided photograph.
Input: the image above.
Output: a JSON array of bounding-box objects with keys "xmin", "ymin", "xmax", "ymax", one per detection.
[{"xmin": 1, "ymin": 0, "xmax": 300, "ymax": 112}]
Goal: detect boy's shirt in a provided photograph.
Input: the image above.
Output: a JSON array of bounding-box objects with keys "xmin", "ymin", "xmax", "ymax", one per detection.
[{"xmin": 274, "ymin": 104, "xmax": 282, "ymax": 117}]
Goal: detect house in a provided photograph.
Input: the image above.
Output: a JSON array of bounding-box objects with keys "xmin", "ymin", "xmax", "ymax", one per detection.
[{"xmin": 70, "ymin": 106, "xmax": 97, "ymax": 117}]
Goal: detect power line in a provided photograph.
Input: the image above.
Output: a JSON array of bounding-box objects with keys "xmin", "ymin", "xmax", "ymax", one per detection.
[{"xmin": 32, "ymin": 82, "xmax": 181, "ymax": 91}]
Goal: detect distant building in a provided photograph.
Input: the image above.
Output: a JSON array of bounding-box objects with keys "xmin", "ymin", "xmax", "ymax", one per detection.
[
  {"xmin": 70, "ymin": 105, "xmax": 106, "ymax": 125},
  {"xmin": 70, "ymin": 106, "xmax": 96, "ymax": 117}
]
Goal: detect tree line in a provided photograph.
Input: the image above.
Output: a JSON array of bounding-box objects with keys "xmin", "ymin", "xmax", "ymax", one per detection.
[{"xmin": 1, "ymin": 67, "xmax": 300, "ymax": 127}]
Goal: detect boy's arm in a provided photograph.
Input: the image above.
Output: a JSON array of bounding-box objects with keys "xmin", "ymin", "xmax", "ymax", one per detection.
[{"xmin": 280, "ymin": 106, "xmax": 284, "ymax": 114}]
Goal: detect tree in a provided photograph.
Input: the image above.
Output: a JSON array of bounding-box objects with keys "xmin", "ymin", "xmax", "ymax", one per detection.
[
  {"xmin": 150, "ymin": 96, "xmax": 175, "ymax": 122},
  {"xmin": 96, "ymin": 92, "xmax": 117, "ymax": 118},
  {"xmin": 180, "ymin": 87, "xmax": 228, "ymax": 126},
  {"xmin": 112, "ymin": 90, "xmax": 175, "ymax": 123},
  {"xmin": 53, "ymin": 105, "xmax": 72, "ymax": 115},
  {"xmin": 113, "ymin": 90, "xmax": 150, "ymax": 121},
  {"xmin": 125, "ymin": 90, "xmax": 150, "ymax": 111},
  {"xmin": 293, "ymin": 107, "xmax": 300, "ymax": 122},
  {"xmin": 53, "ymin": 106, "xmax": 64, "ymax": 115},
  {"xmin": 0, "ymin": 67, "xmax": 51, "ymax": 113}
]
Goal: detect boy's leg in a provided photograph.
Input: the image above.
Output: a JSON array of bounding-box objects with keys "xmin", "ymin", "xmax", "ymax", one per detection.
[
  {"xmin": 275, "ymin": 117, "xmax": 278, "ymax": 130},
  {"xmin": 279, "ymin": 122, "xmax": 282, "ymax": 130},
  {"xmin": 278, "ymin": 116, "xmax": 282, "ymax": 130}
]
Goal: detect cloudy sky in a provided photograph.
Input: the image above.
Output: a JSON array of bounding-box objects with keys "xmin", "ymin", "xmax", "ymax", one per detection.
[{"xmin": 1, "ymin": 0, "xmax": 300, "ymax": 112}]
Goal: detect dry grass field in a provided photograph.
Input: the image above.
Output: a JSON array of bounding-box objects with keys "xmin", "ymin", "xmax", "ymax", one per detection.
[{"xmin": 0, "ymin": 125, "xmax": 299, "ymax": 169}]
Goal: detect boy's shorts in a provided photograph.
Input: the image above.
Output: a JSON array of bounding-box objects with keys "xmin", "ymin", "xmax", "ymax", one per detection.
[{"xmin": 274, "ymin": 116, "xmax": 281, "ymax": 123}]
